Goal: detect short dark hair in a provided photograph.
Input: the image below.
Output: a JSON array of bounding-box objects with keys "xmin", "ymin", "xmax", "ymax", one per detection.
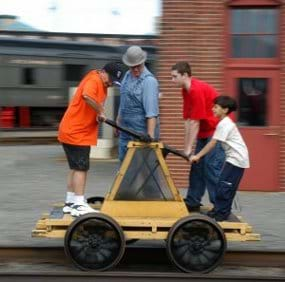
[
  {"xmin": 214, "ymin": 95, "xmax": 237, "ymax": 114},
  {"xmin": 171, "ymin": 61, "xmax": 192, "ymax": 76}
]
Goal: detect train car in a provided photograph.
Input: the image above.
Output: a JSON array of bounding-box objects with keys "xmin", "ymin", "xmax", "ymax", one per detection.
[{"xmin": 0, "ymin": 37, "xmax": 156, "ymax": 130}]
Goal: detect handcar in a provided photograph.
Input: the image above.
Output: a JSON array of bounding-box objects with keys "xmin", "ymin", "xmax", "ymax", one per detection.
[{"xmin": 32, "ymin": 119, "xmax": 260, "ymax": 273}]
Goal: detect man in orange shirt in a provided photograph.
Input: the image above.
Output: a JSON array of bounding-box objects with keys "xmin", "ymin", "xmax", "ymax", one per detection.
[{"xmin": 58, "ymin": 62, "xmax": 123, "ymax": 217}]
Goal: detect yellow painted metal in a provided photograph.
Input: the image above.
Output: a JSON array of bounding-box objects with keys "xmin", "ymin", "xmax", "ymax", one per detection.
[
  {"xmin": 107, "ymin": 141, "xmax": 179, "ymax": 201},
  {"xmin": 101, "ymin": 200, "xmax": 188, "ymax": 218},
  {"xmin": 108, "ymin": 146, "xmax": 136, "ymax": 199},
  {"xmin": 32, "ymin": 140, "xmax": 260, "ymax": 242},
  {"xmin": 154, "ymin": 145, "xmax": 181, "ymax": 200}
]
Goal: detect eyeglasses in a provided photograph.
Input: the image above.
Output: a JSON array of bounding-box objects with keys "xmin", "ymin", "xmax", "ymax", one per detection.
[{"xmin": 130, "ymin": 64, "xmax": 142, "ymax": 70}]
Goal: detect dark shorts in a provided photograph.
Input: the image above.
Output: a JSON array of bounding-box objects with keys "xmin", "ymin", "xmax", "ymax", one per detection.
[{"xmin": 62, "ymin": 143, "xmax": 91, "ymax": 171}]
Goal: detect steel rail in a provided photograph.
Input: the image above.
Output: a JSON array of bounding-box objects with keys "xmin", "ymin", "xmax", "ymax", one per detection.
[
  {"xmin": 0, "ymin": 246, "xmax": 284, "ymax": 268},
  {"xmin": 0, "ymin": 247, "xmax": 284, "ymax": 281},
  {"xmin": 0, "ymin": 272, "xmax": 284, "ymax": 282}
]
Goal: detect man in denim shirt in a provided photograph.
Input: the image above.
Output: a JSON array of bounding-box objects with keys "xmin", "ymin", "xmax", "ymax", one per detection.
[{"xmin": 117, "ymin": 46, "xmax": 160, "ymax": 162}]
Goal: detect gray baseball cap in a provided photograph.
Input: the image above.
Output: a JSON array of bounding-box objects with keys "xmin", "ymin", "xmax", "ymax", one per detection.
[{"xmin": 122, "ymin": 46, "xmax": 147, "ymax": 67}]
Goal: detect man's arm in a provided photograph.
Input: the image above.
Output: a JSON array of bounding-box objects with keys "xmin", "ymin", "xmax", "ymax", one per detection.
[
  {"xmin": 184, "ymin": 119, "xmax": 200, "ymax": 156},
  {"xmin": 83, "ymin": 95, "xmax": 106, "ymax": 120},
  {"xmin": 147, "ymin": 117, "xmax": 157, "ymax": 138},
  {"xmin": 142, "ymin": 77, "xmax": 159, "ymax": 138}
]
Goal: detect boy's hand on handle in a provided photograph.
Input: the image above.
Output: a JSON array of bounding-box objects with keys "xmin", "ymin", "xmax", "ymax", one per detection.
[
  {"xmin": 183, "ymin": 150, "xmax": 192, "ymax": 162},
  {"xmin": 190, "ymin": 155, "xmax": 200, "ymax": 163}
]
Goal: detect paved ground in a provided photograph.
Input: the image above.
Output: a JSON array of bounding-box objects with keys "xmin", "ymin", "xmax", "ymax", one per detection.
[{"xmin": 0, "ymin": 144, "xmax": 284, "ymax": 250}]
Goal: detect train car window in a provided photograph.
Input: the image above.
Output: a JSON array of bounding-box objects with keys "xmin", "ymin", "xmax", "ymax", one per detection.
[
  {"xmin": 22, "ymin": 68, "xmax": 35, "ymax": 85},
  {"xmin": 65, "ymin": 65, "xmax": 86, "ymax": 81}
]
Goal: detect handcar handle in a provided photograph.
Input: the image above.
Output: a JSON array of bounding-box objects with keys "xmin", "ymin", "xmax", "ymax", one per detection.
[
  {"xmin": 104, "ymin": 119, "xmax": 153, "ymax": 142},
  {"xmin": 162, "ymin": 144, "xmax": 189, "ymax": 161},
  {"xmin": 104, "ymin": 118, "xmax": 189, "ymax": 161}
]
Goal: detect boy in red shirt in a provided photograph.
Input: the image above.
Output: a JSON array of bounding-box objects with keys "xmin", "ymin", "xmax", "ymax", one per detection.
[
  {"xmin": 171, "ymin": 61, "xmax": 225, "ymax": 211},
  {"xmin": 58, "ymin": 62, "xmax": 123, "ymax": 217}
]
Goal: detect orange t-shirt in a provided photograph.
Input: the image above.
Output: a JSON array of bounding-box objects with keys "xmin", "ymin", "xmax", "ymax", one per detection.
[{"xmin": 58, "ymin": 71, "xmax": 107, "ymax": 145}]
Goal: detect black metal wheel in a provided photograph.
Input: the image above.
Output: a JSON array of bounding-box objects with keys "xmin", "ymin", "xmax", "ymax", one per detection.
[
  {"xmin": 166, "ymin": 215, "xmax": 227, "ymax": 273},
  {"xmin": 64, "ymin": 213, "xmax": 125, "ymax": 271}
]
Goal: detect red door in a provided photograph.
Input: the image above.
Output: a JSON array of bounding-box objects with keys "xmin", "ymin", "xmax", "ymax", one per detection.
[{"xmin": 226, "ymin": 69, "xmax": 280, "ymax": 191}]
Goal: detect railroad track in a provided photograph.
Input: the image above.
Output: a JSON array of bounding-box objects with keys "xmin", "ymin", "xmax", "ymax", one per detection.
[
  {"xmin": 0, "ymin": 131, "xmax": 58, "ymax": 145},
  {"xmin": 0, "ymin": 247, "xmax": 284, "ymax": 281},
  {"xmin": 1, "ymin": 247, "xmax": 285, "ymax": 268},
  {"xmin": 0, "ymin": 137, "xmax": 58, "ymax": 145}
]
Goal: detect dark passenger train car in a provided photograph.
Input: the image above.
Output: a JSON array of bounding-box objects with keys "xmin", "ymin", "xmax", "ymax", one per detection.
[{"xmin": 0, "ymin": 37, "xmax": 155, "ymax": 129}]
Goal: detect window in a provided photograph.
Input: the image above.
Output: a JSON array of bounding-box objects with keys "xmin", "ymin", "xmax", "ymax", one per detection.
[
  {"xmin": 231, "ymin": 8, "xmax": 278, "ymax": 58},
  {"xmin": 22, "ymin": 67, "xmax": 35, "ymax": 85},
  {"xmin": 238, "ymin": 78, "xmax": 267, "ymax": 126}
]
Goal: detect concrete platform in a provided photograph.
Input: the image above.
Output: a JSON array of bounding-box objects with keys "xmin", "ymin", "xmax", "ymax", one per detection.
[{"xmin": 0, "ymin": 144, "xmax": 284, "ymax": 250}]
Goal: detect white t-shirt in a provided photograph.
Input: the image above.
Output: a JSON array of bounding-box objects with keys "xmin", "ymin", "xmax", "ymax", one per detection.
[{"xmin": 213, "ymin": 116, "xmax": 250, "ymax": 168}]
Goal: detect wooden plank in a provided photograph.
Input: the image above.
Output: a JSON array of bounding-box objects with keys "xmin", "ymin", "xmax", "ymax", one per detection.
[
  {"xmin": 39, "ymin": 230, "xmax": 66, "ymax": 238},
  {"xmin": 40, "ymin": 213, "xmax": 49, "ymax": 220},
  {"xmin": 32, "ymin": 204, "xmax": 261, "ymax": 242},
  {"xmin": 225, "ymin": 232, "xmax": 261, "ymax": 241},
  {"xmin": 219, "ymin": 221, "xmax": 249, "ymax": 233},
  {"xmin": 35, "ymin": 219, "xmax": 47, "ymax": 229},
  {"xmin": 31, "ymin": 229, "xmax": 48, "ymax": 237},
  {"xmin": 115, "ymin": 217, "xmax": 177, "ymax": 227},
  {"xmin": 124, "ymin": 231, "xmax": 168, "ymax": 240},
  {"xmin": 45, "ymin": 215, "xmax": 74, "ymax": 226}
]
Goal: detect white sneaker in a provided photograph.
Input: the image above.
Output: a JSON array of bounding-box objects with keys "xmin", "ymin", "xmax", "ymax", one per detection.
[
  {"xmin": 63, "ymin": 202, "xmax": 74, "ymax": 214},
  {"xmin": 71, "ymin": 203, "xmax": 99, "ymax": 217}
]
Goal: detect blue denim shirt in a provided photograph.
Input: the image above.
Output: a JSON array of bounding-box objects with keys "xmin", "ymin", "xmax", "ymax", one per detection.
[{"xmin": 118, "ymin": 67, "xmax": 160, "ymax": 161}]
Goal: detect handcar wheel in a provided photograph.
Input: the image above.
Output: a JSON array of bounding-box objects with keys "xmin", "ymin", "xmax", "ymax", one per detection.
[
  {"xmin": 166, "ymin": 214, "xmax": 226, "ymax": 273},
  {"xmin": 64, "ymin": 213, "xmax": 125, "ymax": 271}
]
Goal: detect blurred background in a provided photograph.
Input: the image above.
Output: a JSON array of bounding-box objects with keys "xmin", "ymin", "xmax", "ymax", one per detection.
[{"xmin": 0, "ymin": 0, "xmax": 284, "ymax": 192}]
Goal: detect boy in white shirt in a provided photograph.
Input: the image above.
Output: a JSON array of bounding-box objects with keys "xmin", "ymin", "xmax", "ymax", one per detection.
[{"xmin": 190, "ymin": 96, "xmax": 250, "ymax": 221}]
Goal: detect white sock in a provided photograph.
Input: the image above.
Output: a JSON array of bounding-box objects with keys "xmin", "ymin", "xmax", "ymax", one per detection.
[
  {"xmin": 65, "ymin": 192, "xmax": 75, "ymax": 203},
  {"xmin": 74, "ymin": 195, "xmax": 85, "ymax": 206}
]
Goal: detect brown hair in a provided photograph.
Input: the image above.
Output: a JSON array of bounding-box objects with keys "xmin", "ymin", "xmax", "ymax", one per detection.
[{"xmin": 171, "ymin": 61, "xmax": 192, "ymax": 76}]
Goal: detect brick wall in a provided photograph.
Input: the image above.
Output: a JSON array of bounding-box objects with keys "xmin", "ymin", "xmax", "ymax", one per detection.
[{"xmin": 157, "ymin": 0, "xmax": 226, "ymax": 188}]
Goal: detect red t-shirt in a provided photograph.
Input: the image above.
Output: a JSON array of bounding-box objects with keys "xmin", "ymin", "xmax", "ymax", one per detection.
[
  {"xmin": 182, "ymin": 78, "xmax": 219, "ymax": 138},
  {"xmin": 58, "ymin": 71, "xmax": 107, "ymax": 145}
]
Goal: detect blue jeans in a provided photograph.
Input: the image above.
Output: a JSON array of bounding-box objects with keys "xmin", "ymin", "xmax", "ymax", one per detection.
[
  {"xmin": 185, "ymin": 138, "xmax": 225, "ymax": 207},
  {"xmin": 119, "ymin": 134, "xmax": 132, "ymax": 162},
  {"xmin": 215, "ymin": 162, "xmax": 244, "ymax": 218},
  {"xmin": 118, "ymin": 118, "xmax": 160, "ymax": 162}
]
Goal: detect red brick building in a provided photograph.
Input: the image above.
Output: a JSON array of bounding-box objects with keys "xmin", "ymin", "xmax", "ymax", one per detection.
[{"xmin": 157, "ymin": 0, "xmax": 284, "ymax": 192}]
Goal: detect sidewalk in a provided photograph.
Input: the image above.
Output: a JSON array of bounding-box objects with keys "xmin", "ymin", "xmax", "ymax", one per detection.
[{"xmin": 0, "ymin": 144, "xmax": 284, "ymax": 250}]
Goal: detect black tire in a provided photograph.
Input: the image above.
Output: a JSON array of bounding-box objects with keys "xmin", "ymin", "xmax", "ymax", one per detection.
[
  {"xmin": 166, "ymin": 214, "xmax": 227, "ymax": 273},
  {"xmin": 64, "ymin": 213, "xmax": 125, "ymax": 271}
]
